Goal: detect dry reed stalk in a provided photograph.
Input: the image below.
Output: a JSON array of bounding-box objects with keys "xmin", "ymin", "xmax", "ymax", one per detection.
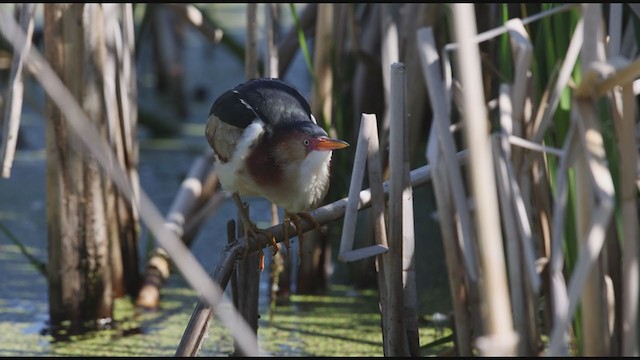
[
  {"xmin": 232, "ymin": 201, "xmax": 260, "ymax": 356},
  {"xmin": 379, "ymin": 4, "xmax": 399, "ymax": 170},
  {"xmin": 504, "ymin": 18, "xmax": 534, "ymax": 226},
  {"xmin": 441, "ymin": 4, "xmax": 579, "ymax": 126},
  {"xmin": 118, "ymin": 3, "xmax": 140, "ymax": 217},
  {"xmin": 102, "ymin": 4, "xmax": 128, "ymax": 298},
  {"xmin": 311, "ymin": 3, "xmax": 334, "ymax": 134},
  {"xmin": 229, "ymin": 5, "xmax": 262, "ymax": 355},
  {"xmin": 495, "ymin": 84, "xmax": 535, "ymax": 355},
  {"xmin": 445, "ymin": 4, "xmax": 577, "ymax": 54},
  {"xmin": 387, "ymin": 62, "xmax": 409, "ymax": 356},
  {"xmin": 338, "ymin": 123, "xmax": 369, "ymax": 256},
  {"xmin": 388, "ymin": 63, "xmax": 420, "ymax": 356},
  {"xmin": 576, "ymin": 5, "xmax": 610, "ymax": 356},
  {"xmin": 417, "ymin": 27, "xmax": 479, "ymax": 282},
  {"xmin": 548, "ymin": 98, "xmax": 615, "ymax": 355},
  {"xmin": 364, "ymin": 114, "xmax": 389, "ymax": 257},
  {"xmin": 530, "ymin": 17, "xmax": 584, "ymax": 144},
  {"xmin": 492, "ymin": 132, "xmax": 526, "ymax": 355},
  {"xmin": 397, "ymin": 67, "xmax": 420, "ymax": 356},
  {"xmin": 547, "ymin": 119, "xmax": 578, "ymax": 355},
  {"xmin": 264, "ymin": 2, "xmax": 287, "ymax": 320},
  {"xmin": 611, "ymin": 79, "xmax": 639, "ymax": 356},
  {"xmin": 505, "ymin": 18, "xmax": 533, "ymax": 142},
  {"xmin": 0, "ymin": 3, "xmax": 35, "ymax": 178},
  {"xmin": 176, "ymin": 237, "xmax": 247, "ymax": 356},
  {"xmin": 361, "ymin": 114, "xmax": 393, "ymax": 355},
  {"xmin": 265, "ymin": 3, "xmax": 278, "ymax": 79},
  {"xmin": 417, "ymin": 26, "xmax": 473, "ymax": 355},
  {"xmin": 338, "ymin": 114, "xmax": 391, "ymax": 351},
  {"xmin": 593, "ymin": 58, "xmax": 640, "ymax": 97},
  {"xmin": 498, "ymin": 143, "xmax": 541, "ymax": 356},
  {"xmin": 451, "ymin": 4, "xmax": 516, "ymax": 355},
  {"xmin": 338, "ymin": 114, "xmax": 388, "ymax": 261},
  {"xmin": 296, "ymin": 3, "xmax": 333, "ymax": 294},
  {"xmin": 398, "ymin": 4, "xmax": 437, "ymax": 161},
  {"xmin": 432, "ymin": 151, "xmax": 473, "ymax": 355},
  {"xmin": 620, "ymin": 83, "xmax": 639, "ymax": 357}
]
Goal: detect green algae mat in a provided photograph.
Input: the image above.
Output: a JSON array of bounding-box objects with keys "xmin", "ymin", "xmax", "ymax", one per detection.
[{"xmin": 0, "ymin": 268, "xmax": 452, "ymax": 357}]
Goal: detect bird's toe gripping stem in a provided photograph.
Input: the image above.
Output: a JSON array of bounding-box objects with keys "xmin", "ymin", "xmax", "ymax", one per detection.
[{"xmin": 284, "ymin": 212, "xmax": 321, "ymax": 261}]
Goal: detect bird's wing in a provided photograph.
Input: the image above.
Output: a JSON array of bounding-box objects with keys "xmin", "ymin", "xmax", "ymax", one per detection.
[
  {"xmin": 211, "ymin": 78, "xmax": 312, "ymax": 129},
  {"xmin": 209, "ymin": 88, "xmax": 260, "ymax": 130}
]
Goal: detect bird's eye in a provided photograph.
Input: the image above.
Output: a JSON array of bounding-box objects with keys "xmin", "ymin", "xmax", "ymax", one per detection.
[{"xmin": 303, "ymin": 139, "xmax": 310, "ymax": 146}]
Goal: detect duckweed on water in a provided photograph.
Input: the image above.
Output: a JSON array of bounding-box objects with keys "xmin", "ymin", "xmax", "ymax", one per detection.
[{"xmin": 0, "ymin": 279, "xmax": 452, "ymax": 356}]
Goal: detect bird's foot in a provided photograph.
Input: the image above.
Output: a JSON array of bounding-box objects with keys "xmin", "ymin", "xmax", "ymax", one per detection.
[
  {"xmin": 251, "ymin": 228, "xmax": 279, "ymax": 255},
  {"xmin": 233, "ymin": 193, "xmax": 278, "ymax": 271},
  {"xmin": 284, "ymin": 211, "xmax": 321, "ymax": 264},
  {"xmin": 243, "ymin": 227, "xmax": 278, "ymax": 271}
]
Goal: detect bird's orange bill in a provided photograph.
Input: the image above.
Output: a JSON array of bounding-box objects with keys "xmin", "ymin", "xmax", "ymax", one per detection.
[{"xmin": 315, "ymin": 137, "xmax": 350, "ymax": 151}]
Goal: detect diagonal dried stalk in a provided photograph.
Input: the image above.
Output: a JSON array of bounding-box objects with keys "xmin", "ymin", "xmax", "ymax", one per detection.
[
  {"xmin": 547, "ymin": 120, "xmax": 578, "ymax": 354},
  {"xmin": 0, "ymin": 3, "xmax": 35, "ymax": 178},
  {"xmin": 417, "ymin": 27, "xmax": 479, "ymax": 283},
  {"xmin": 530, "ymin": 16, "xmax": 584, "ymax": 144},
  {"xmin": 338, "ymin": 114, "xmax": 389, "ymax": 261},
  {"xmin": 417, "ymin": 26, "xmax": 475, "ymax": 355}
]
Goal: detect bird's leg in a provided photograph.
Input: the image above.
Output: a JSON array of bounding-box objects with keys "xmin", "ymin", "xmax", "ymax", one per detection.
[
  {"xmin": 232, "ymin": 193, "xmax": 279, "ymax": 270},
  {"xmin": 284, "ymin": 211, "xmax": 322, "ymax": 264}
]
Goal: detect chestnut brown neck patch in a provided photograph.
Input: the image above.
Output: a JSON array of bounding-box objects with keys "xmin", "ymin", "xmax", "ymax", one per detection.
[
  {"xmin": 246, "ymin": 140, "xmax": 283, "ymax": 187},
  {"xmin": 246, "ymin": 127, "xmax": 309, "ymax": 190}
]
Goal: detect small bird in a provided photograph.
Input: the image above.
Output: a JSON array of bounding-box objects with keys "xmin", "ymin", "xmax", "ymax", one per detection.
[{"xmin": 205, "ymin": 78, "xmax": 349, "ymax": 263}]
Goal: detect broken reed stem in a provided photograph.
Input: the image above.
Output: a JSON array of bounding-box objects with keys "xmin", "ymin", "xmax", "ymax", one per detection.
[{"xmin": 338, "ymin": 114, "xmax": 372, "ymax": 258}]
